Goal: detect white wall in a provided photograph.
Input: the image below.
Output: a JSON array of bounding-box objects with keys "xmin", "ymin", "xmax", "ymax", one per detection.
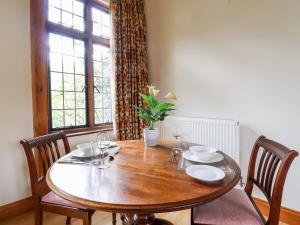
[
  {"xmin": 0, "ymin": 0, "xmax": 106, "ymax": 206},
  {"xmin": 145, "ymin": 0, "xmax": 300, "ymax": 210},
  {"xmin": 0, "ymin": 0, "xmax": 33, "ymax": 205}
]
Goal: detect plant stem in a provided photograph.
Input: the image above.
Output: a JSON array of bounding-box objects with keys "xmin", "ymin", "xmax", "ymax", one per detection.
[{"xmin": 149, "ymin": 121, "xmax": 155, "ymax": 130}]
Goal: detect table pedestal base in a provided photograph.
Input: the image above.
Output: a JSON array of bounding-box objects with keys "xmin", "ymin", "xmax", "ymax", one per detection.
[{"xmin": 121, "ymin": 213, "xmax": 174, "ymax": 225}]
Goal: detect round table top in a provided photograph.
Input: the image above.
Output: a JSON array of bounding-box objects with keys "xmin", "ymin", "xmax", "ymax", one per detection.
[{"xmin": 46, "ymin": 140, "xmax": 241, "ymax": 213}]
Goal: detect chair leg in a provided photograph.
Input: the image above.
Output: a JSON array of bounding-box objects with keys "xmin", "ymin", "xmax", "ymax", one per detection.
[
  {"xmin": 112, "ymin": 213, "xmax": 117, "ymax": 225},
  {"xmin": 191, "ymin": 208, "xmax": 194, "ymax": 225},
  {"xmin": 83, "ymin": 213, "xmax": 91, "ymax": 225},
  {"xmin": 66, "ymin": 217, "xmax": 72, "ymax": 224},
  {"xmin": 34, "ymin": 209, "xmax": 43, "ymax": 225}
]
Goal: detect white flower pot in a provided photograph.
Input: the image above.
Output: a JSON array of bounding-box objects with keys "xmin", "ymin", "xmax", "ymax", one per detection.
[{"xmin": 143, "ymin": 128, "xmax": 158, "ymax": 147}]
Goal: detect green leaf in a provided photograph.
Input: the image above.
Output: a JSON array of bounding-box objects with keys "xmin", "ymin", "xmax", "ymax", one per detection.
[
  {"xmin": 133, "ymin": 104, "xmax": 155, "ymax": 122},
  {"xmin": 155, "ymin": 102, "xmax": 175, "ymax": 111},
  {"xmin": 138, "ymin": 112, "xmax": 153, "ymax": 121},
  {"xmin": 133, "ymin": 105, "xmax": 148, "ymax": 112},
  {"xmin": 133, "ymin": 92, "xmax": 176, "ymax": 124},
  {"xmin": 139, "ymin": 93, "xmax": 159, "ymax": 108}
]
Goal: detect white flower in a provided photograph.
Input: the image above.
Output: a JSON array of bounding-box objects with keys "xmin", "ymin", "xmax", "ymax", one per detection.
[
  {"xmin": 153, "ymin": 89, "xmax": 160, "ymax": 97},
  {"xmin": 164, "ymin": 92, "xmax": 177, "ymax": 100},
  {"xmin": 147, "ymin": 85, "xmax": 156, "ymax": 95}
]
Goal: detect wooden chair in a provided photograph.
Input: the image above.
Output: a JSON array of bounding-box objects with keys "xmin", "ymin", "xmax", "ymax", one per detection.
[
  {"xmin": 191, "ymin": 136, "xmax": 298, "ymax": 225},
  {"xmin": 20, "ymin": 131, "xmax": 117, "ymax": 225}
]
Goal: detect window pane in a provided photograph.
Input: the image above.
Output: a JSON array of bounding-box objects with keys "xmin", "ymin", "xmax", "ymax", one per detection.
[
  {"xmin": 61, "ymin": 0, "xmax": 72, "ymax": 13},
  {"xmin": 94, "ymin": 76, "xmax": 102, "ymax": 89},
  {"xmin": 102, "ymin": 61, "xmax": 111, "ymax": 77},
  {"xmin": 62, "ymin": 11, "xmax": 73, "ymax": 27},
  {"xmin": 48, "ymin": 6, "xmax": 61, "ymax": 24},
  {"xmin": 92, "ymin": 7, "xmax": 111, "ymax": 38},
  {"xmin": 62, "ymin": 36, "xmax": 74, "ymax": 55},
  {"xmin": 95, "ymin": 109, "xmax": 103, "ymax": 124},
  {"xmin": 49, "ymin": 0, "xmax": 61, "ymax": 8},
  {"xmin": 93, "ymin": 22, "xmax": 101, "ymax": 37},
  {"xmin": 73, "ymin": 15, "xmax": 84, "ymax": 32},
  {"xmin": 103, "ymin": 109, "xmax": 112, "ymax": 123},
  {"xmin": 94, "ymin": 93, "xmax": 102, "ymax": 108},
  {"xmin": 76, "ymin": 92, "xmax": 86, "ymax": 108},
  {"xmin": 65, "ymin": 110, "xmax": 76, "ymax": 127},
  {"xmin": 75, "ymin": 75, "xmax": 85, "ymax": 91},
  {"xmin": 64, "ymin": 92, "xmax": 75, "ymax": 109},
  {"xmin": 103, "ymin": 94, "xmax": 111, "ymax": 108},
  {"xmin": 103, "ymin": 86, "xmax": 111, "ymax": 94},
  {"xmin": 76, "ymin": 109, "xmax": 86, "ymax": 126},
  {"xmin": 93, "ymin": 44, "xmax": 110, "ymax": 61},
  {"xmin": 49, "ymin": 33, "xmax": 62, "ymax": 53},
  {"xmin": 52, "ymin": 110, "xmax": 64, "ymax": 128},
  {"xmin": 50, "ymin": 72, "xmax": 63, "ymax": 91},
  {"xmin": 50, "ymin": 53, "xmax": 62, "ymax": 72},
  {"xmin": 103, "ymin": 77, "xmax": 110, "ymax": 86},
  {"xmin": 48, "ymin": 0, "xmax": 85, "ymax": 32},
  {"xmin": 92, "ymin": 8, "xmax": 101, "ymax": 22},
  {"xmin": 102, "ymin": 51, "xmax": 110, "ymax": 63},
  {"xmin": 102, "ymin": 12, "xmax": 110, "ymax": 26},
  {"xmin": 63, "ymin": 55, "xmax": 74, "ymax": 73},
  {"xmin": 102, "ymin": 26, "xmax": 110, "ymax": 39},
  {"xmin": 74, "ymin": 40, "xmax": 84, "ymax": 58},
  {"xmin": 74, "ymin": 58, "xmax": 85, "ymax": 74},
  {"xmin": 49, "ymin": 33, "xmax": 87, "ymax": 129},
  {"xmin": 51, "ymin": 91, "xmax": 63, "ymax": 109},
  {"xmin": 93, "ymin": 44, "xmax": 112, "ymax": 125},
  {"xmin": 94, "ymin": 61, "xmax": 102, "ymax": 76},
  {"xmin": 64, "ymin": 74, "xmax": 75, "ymax": 91},
  {"xmin": 73, "ymin": 0, "xmax": 84, "ymax": 16}
]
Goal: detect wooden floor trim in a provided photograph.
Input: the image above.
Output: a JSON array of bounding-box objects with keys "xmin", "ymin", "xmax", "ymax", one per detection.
[
  {"xmin": 0, "ymin": 197, "xmax": 33, "ymax": 222},
  {"xmin": 0, "ymin": 196, "xmax": 299, "ymax": 224},
  {"xmin": 254, "ymin": 197, "xmax": 300, "ymax": 225}
]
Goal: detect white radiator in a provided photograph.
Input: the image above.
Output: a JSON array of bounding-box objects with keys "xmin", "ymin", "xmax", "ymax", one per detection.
[{"xmin": 158, "ymin": 116, "xmax": 240, "ymax": 164}]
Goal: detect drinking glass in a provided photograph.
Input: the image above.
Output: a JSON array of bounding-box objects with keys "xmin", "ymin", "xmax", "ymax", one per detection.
[
  {"xmin": 90, "ymin": 141, "xmax": 100, "ymax": 165},
  {"xmin": 96, "ymin": 131, "xmax": 111, "ymax": 169},
  {"xmin": 171, "ymin": 125, "xmax": 183, "ymax": 148}
]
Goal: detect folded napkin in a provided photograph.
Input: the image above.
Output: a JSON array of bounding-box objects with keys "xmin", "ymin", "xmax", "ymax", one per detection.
[{"xmin": 58, "ymin": 146, "xmax": 120, "ymax": 164}]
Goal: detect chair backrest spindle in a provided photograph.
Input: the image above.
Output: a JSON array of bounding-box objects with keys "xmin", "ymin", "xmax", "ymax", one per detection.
[
  {"xmin": 244, "ymin": 136, "xmax": 298, "ymax": 225},
  {"xmin": 20, "ymin": 131, "xmax": 71, "ymax": 200}
]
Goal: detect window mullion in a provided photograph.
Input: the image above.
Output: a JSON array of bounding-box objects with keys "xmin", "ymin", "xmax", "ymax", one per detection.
[
  {"xmin": 86, "ymin": 3, "xmax": 95, "ymax": 128},
  {"xmin": 92, "ymin": 36, "xmax": 110, "ymax": 47},
  {"xmin": 46, "ymin": 22, "xmax": 88, "ymax": 40}
]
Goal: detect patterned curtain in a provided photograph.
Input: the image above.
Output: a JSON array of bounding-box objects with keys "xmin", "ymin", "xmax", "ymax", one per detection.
[{"xmin": 110, "ymin": 0, "xmax": 148, "ymax": 140}]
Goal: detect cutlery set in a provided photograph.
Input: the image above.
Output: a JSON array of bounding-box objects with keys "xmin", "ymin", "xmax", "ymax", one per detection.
[{"xmin": 58, "ymin": 144, "xmax": 120, "ymax": 166}]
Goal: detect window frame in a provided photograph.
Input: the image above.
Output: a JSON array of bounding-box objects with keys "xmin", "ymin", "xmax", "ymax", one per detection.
[{"xmin": 31, "ymin": 0, "xmax": 113, "ymax": 137}]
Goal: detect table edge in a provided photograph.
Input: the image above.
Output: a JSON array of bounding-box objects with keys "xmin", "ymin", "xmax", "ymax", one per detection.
[{"xmin": 46, "ymin": 155, "xmax": 241, "ymax": 213}]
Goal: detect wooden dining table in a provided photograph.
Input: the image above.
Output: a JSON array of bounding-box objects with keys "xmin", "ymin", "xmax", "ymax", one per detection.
[{"xmin": 46, "ymin": 140, "xmax": 241, "ymax": 225}]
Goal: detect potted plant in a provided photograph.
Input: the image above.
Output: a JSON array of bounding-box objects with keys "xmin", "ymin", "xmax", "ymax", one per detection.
[{"xmin": 134, "ymin": 85, "xmax": 176, "ymax": 146}]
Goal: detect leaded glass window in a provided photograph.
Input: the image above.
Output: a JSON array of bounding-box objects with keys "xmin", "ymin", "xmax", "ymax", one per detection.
[{"xmin": 47, "ymin": 0, "xmax": 112, "ymax": 130}]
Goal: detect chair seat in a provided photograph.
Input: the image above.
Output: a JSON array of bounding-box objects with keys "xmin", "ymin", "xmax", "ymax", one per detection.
[
  {"xmin": 42, "ymin": 191, "xmax": 90, "ymax": 211},
  {"xmin": 193, "ymin": 188, "xmax": 264, "ymax": 225}
]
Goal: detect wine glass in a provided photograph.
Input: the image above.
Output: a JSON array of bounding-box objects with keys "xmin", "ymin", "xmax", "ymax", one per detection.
[
  {"xmin": 171, "ymin": 124, "xmax": 183, "ymax": 148},
  {"xmin": 90, "ymin": 141, "xmax": 100, "ymax": 165},
  {"xmin": 96, "ymin": 131, "xmax": 111, "ymax": 169}
]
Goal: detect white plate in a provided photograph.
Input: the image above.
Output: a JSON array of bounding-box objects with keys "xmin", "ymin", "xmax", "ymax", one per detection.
[
  {"xmin": 185, "ymin": 165, "xmax": 225, "ymax": 182},
  {"xmin": 71, "ymin": 147, "xmax": 100, "ymax": 158},
  {"xmin": 189, "ymin": 145, "xmax": 217, "ymax": 154},
  {"xmin": 182, "ymin": 151, "xmax": 224, "ymax": 163},
  {"xmin": 71, "ymin": 144, "xmax": 121, "ymax": 159},
  {"xmin": 77, "ymin": 142, "xmax": 117, "ymax": 150}
]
